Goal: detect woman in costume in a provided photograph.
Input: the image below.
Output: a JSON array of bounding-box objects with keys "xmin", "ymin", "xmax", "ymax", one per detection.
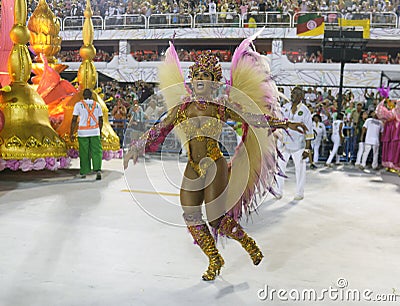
[
  {"xmin": 376, "ymin": 87, "xmax": 400, "ymax": 173},
  {"xmin": 124, "ymin": 32, "xmax": 307, "ymax": 281}
]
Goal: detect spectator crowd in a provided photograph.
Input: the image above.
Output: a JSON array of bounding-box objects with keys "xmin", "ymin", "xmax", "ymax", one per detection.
[
  {"xmin": 285, "ymin": 49, "xmax": 400, "ymax": 64},
  {"xmin": 279, "ymin": 86, "xmax": 388, "ymax": 169},
  {"xmin": 26, "ymin": 0, "xmax": 400, "ymax": 24}
]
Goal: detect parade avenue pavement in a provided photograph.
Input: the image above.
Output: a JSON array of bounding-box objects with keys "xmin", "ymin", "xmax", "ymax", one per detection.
[{"xmin": 0, "ymin": 157, "xmax": 399, "ymax": 306}]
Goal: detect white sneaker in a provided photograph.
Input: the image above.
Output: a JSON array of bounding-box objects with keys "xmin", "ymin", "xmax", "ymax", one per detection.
[{"xmin": 294, "ymin": 195, "xmax": 304, "ymax": 201}]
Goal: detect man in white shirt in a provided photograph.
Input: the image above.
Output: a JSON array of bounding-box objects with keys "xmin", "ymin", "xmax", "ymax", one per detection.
[
  {"xmin": 360, "ymin": 111, "xmax": 383, "ymax": 170},
  {"xmin": 304, "ymin": 87, "xmax": 317, "ymax": 107},
  {"xmin": 275, "ymin": 87, "xmax": 314, "ymax": 200},
  {"xmin": 70, "ymin": 89, "xmax": 103, "ymax": 180},
  {"xmin": 208, "ymin": 0, "xmax": 217, "ymax": 24}
]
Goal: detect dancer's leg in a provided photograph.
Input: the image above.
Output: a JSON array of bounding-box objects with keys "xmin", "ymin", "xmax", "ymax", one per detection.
[
  {"xmin": 217, "ymin": 214, "xmax": 264, "ymax": 265},
  {"xmin": 361, "ymin": 144, "xmax": 372, "ymax": 167},
  {"xmin": 181, "ymin": 163, "xmax": 224, "ymax": 281},
  {"xmin": 313, "ymin": 140, "xmax": 321, "ymax": 163},
  {"xmin": 372, "ymin": 144, "xmax": 379, "ymax": 169},
  {"xmin": 291, "ymin": 149, "xmax": 306, "ymax": 198},
  {"xmin": 355, "ymin": 142, "xmax": 364, "ymax": 165},
  {"xmin": 326, "ymin": 137, "xmax": 340, "ymax": 165},
  {"xmin": 204, "ymin": 158, "xmax": 228, "ymax": 228},
  {"xmin": 78, "ymin": 137, "xmax": 91, "ymax": 175},
  {"xmin": 90, "ymin": 135, "xmax": 103, "ymax": 172}
]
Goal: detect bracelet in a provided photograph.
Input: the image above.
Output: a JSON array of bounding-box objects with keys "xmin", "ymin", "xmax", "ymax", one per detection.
[
  {"xmin": 266, "ymin": 115, "xmax": 288, "ymax": 128},
  {"xmin": 304, "ymin": 149, "xmax": 311, "ymax": 153}
]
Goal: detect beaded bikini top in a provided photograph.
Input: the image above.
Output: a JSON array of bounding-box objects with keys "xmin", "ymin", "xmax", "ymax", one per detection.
[{"xmin": 174, "ymin": 101, "xmax": 224, "ymax": 142}]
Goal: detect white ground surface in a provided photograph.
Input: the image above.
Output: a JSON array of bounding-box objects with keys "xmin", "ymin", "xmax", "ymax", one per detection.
[{"xmin": 0, "ymin": 157, "xmax": 399, "ymax": 306}]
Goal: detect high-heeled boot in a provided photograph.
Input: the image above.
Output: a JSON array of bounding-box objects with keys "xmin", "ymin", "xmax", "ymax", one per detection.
[
  {"xmin": 184, "ymin": 214, "xmax": 224, "ymax": 281},
  {"xmin": 218, "ymin": 214, "xmax": 264, "ymax": 265}
]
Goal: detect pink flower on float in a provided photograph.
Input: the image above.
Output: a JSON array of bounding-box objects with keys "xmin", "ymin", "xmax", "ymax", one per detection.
[
  {"xmin": 0, "ymin": 159, "xmax": 6, "ymax": 171},
  {"xmin": 19, "ymin": 158, "xmax": 34, "ymax": 172},
  {"xmin": 59, "ymin": 157, "xmax": 71, "ymax": 169},
  {"xmin": 102, "ymin": 150, "xmax": 112, "ymax": 160},
  {"xmin": 6, "ymin": 160, "xmax": 20, "ymax": 171},
  {"xmin": 44, "ymin": 157, "xmax": 57, "ymax": 170},
  {"xmin": 33, "ymin": 158, "xmax": 47, "ymax": 170},
  {"xmin": 67, "ymin": 149, "xmax": 79, "ymax": 158},
  {"xmin": 116, "ymin": 149, "xmax": 123, "ymax": 159}
]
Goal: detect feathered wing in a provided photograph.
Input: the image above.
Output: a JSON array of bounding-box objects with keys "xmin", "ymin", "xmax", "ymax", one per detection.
[
  {"xmin": 225, "ymin": 29, "xmax": 283, "ymax": 220},
  {"xmin": 158, "ymin": 41, "xmax": 189, "ymax": 111},
  {"xmin": 158, "ymin": 42, "xmax": 192, "ymax": 151}
]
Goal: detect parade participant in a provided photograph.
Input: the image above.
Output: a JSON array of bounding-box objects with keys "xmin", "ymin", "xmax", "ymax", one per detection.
[
  {"xmin": 124, "ymin": 33, "xmax": 307, "ymax": 281},
  {"xmin": 111, "ymin": 97, "xmax": 127, "ymax": 146},
  {"xmin": 354, "ymin": 110, "xmax": 368, "ymax": 167},
  {"xmin": 360, "ymin": 111, "xmax": 383, "ymax": 170},
  {"xmin": 326, "ymin": 112, "xmax": 344, "ymax": 167},
  {"xmin": 275, "ymin": 87, "xmax": 314, "ymax": 200},
  {"xmin": 311, "ymin": 114, "xmax": 327, "ymax": 168},
  {"xmin": 376, "ymin": 88, "xmax": 400, "ymax": 173},
  {"xmin": 70, "ymin": 88, "xmax": 103, "ymax": 180}
]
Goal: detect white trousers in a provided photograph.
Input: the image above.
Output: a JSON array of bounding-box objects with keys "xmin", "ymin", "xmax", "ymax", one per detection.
[
  {"xmin": 276, "ymin": 149, "xmax": 306, "ymax": 197},
  {"xmin": 361, "ymin": 144, "xmax": 379, "ymax": 169},
  {"xmin": 326, "ymin": 136, "xmax": 341, "ymax": 164},
  {"xmin": 312, "ymin": 139, "xmax": 322, "ymax": 163},
  {"xmin": 355, "ymin": 142, "xmax": 364, "ymax": 165}
]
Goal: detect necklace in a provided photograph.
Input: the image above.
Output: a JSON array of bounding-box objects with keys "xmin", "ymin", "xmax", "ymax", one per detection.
[{"xmin": 194, "ymin": 96, "xmax": 209, "ymax": 111}]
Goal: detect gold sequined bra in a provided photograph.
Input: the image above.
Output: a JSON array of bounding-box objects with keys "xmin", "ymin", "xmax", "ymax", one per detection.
[{"xmin": 174, "ymin": 104, "xmax": 224, "ymax": 177}]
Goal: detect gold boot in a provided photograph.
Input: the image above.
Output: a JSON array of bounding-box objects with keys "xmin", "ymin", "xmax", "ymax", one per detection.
[
  {"xmin": 186, "ymin": 223, "xmax": 225, "ymax": 281},
  {"xmin": 218, "ymin": 215, "xmax": 264, "ymax": 265}
]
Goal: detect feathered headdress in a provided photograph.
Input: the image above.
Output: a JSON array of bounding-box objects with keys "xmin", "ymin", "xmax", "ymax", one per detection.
[{"xmin": 189, "ymin": 51, "xmax": 222, "ymax": 81}]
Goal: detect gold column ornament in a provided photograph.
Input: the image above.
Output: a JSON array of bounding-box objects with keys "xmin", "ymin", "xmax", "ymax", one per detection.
[
  {"xmin": 57, "ymin": 0, "xmax": 120, "ymax": 152},
  {"xmin": 28, "ymin": 0, "xmax": 68, "ymax": 76},
  {"xmin": 28, "ymin": 0, "xmax": 61, "ymax": 64},
  {"xmin": 0, "ymin": 0, "xmax": 66, "ymax": 160}
]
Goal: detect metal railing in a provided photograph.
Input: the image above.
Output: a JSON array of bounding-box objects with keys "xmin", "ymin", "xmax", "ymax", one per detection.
[
  {"xmin": 148, "ymin": 13, "xmax": 193, "ymax": 28},
  {"xmin": 63, "ymin": 15, "xmax": 104, "ymax": 30},
  {"xmin": 242, "ymin": 11, "xmax": 292, "ymax": 28},
  {"xmin": 104, "ymin": 14, "xmax": 147, "ymax": 30},
  {"xmin": 193, "ymin": 12, "xmax": 241, "ymax": 28},
  {"xmin": 345, "ymin": 11, "xmax": 398, "ymax": 28},
  {"xmin": 58, "ymin": 11, "xmax": 400, "ymax": 31}
]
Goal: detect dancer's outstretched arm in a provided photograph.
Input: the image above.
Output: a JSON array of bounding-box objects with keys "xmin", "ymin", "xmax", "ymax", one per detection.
[
  {"xmin": 225, "ymin": 107, "xmax": 308, "ymax": 134},
  {"xmin": 124, "ymin": 106, "xmax": 179, "ymax": 169}
]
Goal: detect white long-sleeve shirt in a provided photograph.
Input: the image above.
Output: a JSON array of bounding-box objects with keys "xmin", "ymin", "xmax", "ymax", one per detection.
[
  {"xmin": 313, "ymin": 121, "xmax": 327, "ymax": 142},
  {"xmin": 280, "ymin": 102, "xmax": 314, "ymax": 151}
]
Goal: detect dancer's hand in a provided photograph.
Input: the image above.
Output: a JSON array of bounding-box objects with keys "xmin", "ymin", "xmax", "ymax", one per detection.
[{"xmin": 287, "ymin": 122, "xmax": 308, "ymax": 134}]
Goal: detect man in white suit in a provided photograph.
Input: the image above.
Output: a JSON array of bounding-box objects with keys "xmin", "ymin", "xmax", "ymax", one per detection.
[{"xmin": 275, "ymin": 87, "xmax": 314, "ymax": 200}]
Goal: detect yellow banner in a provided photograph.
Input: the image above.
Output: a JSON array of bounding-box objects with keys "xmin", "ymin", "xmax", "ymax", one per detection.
[{"xmin": 338, "ymin": 18, "xmax": 370, "ymax": 39}]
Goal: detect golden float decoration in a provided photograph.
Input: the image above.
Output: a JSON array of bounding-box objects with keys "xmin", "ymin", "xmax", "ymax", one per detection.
[
  {"xmin": 56, "ymin": 0, "xmax": 120, "ymax": 152},
  {"xmin": 0, "ymin": 0, "xmax": 66, "ymax": 160}
]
